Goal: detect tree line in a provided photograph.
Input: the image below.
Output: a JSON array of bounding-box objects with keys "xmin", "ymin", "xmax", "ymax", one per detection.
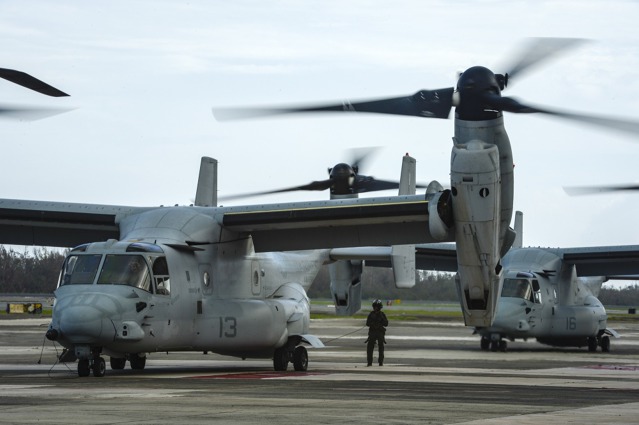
[
  {"xmin": 1, "ymin": 246, "xmax": 638, "ymax": 306},
  {"xmin": 308, "ymin": 267, "xmax": 460, "ymax": 301},
  {"xmin": 0, "ymin": 246, "xmax": 67, "ymax": 293}
]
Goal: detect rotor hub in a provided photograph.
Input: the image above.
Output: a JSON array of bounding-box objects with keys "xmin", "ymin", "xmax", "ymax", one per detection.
[
  {"xmin": 329, "ymin": 163, "xmax": 356, "ymax": 194},
  {"xmin": 455, "ymin": 66, "xmax": 503, "ymax": 121}
]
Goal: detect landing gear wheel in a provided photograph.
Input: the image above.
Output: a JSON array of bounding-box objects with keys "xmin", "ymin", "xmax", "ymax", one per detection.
[
  {"xmin": 587, "ymin": 336, "xmax": 598, "ymax": 352},
  {"xmin": 93, "ymin": 357, "xmax": 106, "ymax": 377},
  {"xmin": 273, "ymin": 347, "xmax": 288, "ymax": 371},
  {"xmin": 110, "ymin": 357, "xmax": 126, "ymax": 370},
  {"xmin": 78, "ymin": 359, "xmax": 91, "ymax": 377},
  {"xmin": 480, "ymin": 337, "xmax": 490, "ymax": 351},
  {"xmin": 498, "ymin": 340, "xmax": 508, "ymax": 352},
  {"xmin": 600, "ymin": 336, "xmax": 610, "ymax": 352},
  {"xmin": 490, "ymin": 340, "xmax": 499, "ymax": 352},
  {"xmin": 129, "ymin": 355, "xmax": 146, "ymax": 370},
  {"xmin": 293, "ymin": 346, "xmax": 308, "ymax": 371}
]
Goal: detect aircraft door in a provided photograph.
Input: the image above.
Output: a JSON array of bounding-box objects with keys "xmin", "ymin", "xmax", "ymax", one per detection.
[
  {"xmin": 251, "ymin": 260, "xmax": 261, "ymax": 296},
  {"xmin": 144, "ymin": 255, "xmax": 172, "ymax": 340},
  {"xmin": 527, "ymin": 279, "xmax": 544, "ymax": 329}
]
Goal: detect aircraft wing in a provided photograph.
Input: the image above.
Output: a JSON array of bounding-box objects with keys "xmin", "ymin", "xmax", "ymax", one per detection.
[
  {"xmin": 347, "ymin": 242, "xmax": 459, "ymax": 272},
  {"xmin": 547, "ymin": 245, "xmax": 639, "ymax": 277},
  {"xmin": 414, "ymin": 243, "xmax": 458, "ymax": 272},
  {"xmin": 0, "ymin": 193, "xmax": 452, "ymax": 251},
  {"xmin": 217, "ymin": 193, "xmax": 451, "ymax": 252},
  {"xmin": 408, "ymin": 243, "xmax": 639, "ymax": 276},
  {"xmin": 0, "ymin": 199, "xmax": 149, "ymax": 248}
]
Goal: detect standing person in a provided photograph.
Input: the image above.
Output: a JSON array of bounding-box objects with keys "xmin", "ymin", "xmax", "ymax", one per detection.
[{"xmin": 366, "ymin": 299, "xmax": 388, "ymax": 366}]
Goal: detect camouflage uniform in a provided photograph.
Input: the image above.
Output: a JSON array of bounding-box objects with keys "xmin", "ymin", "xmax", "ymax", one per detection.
[{"xmin": 366, "ymin": 303, "xmax": 388, "ymax": 366}]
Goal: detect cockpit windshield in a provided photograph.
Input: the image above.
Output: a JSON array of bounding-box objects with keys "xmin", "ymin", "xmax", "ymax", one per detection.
[
  {"xmin": 501, "ymin": 278, "xmax": 533, "ymax": 301},
  {"xmin": 97, "ymin": 255, "xmax": 151, "ymax": 292},
  {"xmin": 59, "ymin": 254, "xmax": 102, "ymax": 285},
  {"xmin": 59, "ymin": 251, "xmax": 168, "ymax": 294}
]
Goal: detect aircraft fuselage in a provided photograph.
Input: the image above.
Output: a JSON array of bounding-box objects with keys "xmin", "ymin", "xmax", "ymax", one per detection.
[
  {"xmin": 475, "ymin": 248, "xmax": 612, "ymax": 352},
  {"xmin": 47, "ymin": 225, "xmax": 328, "ymax": 375}
]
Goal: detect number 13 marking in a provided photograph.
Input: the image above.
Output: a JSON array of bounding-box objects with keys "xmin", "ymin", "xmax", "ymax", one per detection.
[{"xmin": 219, "ymin": 316, "xmax": 237, "ymax": 338}]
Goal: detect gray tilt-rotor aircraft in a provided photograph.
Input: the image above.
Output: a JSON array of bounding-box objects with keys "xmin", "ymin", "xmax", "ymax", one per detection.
[
  {"xmin": 411, "ymin": 212, "xmax": 639, "ymax": 353},
  {"xmin": 214, "ymin": 37, "xmax": 639, "ymax": 328},
  {"xmin": 2, "ymin": 152, "xmax": 423, "ymax": 377}
]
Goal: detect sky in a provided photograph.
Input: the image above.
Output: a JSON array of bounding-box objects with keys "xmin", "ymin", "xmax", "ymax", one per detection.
[{"xmin": 2, "ymin": 0, "xmax": 639, "ymax": 276}]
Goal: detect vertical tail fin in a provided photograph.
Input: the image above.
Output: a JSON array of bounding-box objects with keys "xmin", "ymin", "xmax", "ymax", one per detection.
[
  {"xmin": 195, "ymin": 157, "xmax": 218, "ymax": 207},
  {"xmin": 399, "ymin": 153, "xmax": 417, "ymax": 196},
  {"xmin": 513, "ymin": 211, "xmax": 523, "ymax": 248},
  {"xmin": 394, "ymin": 153, "xmax": 416, "ymax": 288}
]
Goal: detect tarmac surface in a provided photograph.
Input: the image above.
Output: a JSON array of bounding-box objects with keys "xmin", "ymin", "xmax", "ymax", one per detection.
[{"xmin": 1, "ymin": 314, "xmax": 638, "ymax": 424}]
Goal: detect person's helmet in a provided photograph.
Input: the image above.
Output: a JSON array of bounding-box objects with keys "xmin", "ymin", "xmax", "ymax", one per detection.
[{"xmin": 372, "ymin": 299, "xmax": 383, "ymax": 309}]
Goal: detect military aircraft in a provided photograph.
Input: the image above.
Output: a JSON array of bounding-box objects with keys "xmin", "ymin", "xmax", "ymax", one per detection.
[
  {"xmin": 0, "ymin": 70, "xmax": 432, "ymax": 377},
  {"xmin": 0, "ymin": 150, "xmax": 433, "ymax": 377},
  {"xmin": 411, "ymin": 211, "xmax": 639, "ymax": 352},
  {"xmin": 214, "ymin": 38, "xmax": 639, "ymax": 329}
]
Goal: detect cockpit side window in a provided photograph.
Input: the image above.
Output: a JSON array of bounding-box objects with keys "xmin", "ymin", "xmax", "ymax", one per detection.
[
  {"xmin": 501, "ymin": 278, "xmax": 533, "ymax": 301},
  {"xmin": 97, "ymin": 255, "xmax": 151, "ymax": 292},
  {"xmin": 59, "ymin": 254, "xmax": 102, "ymax": 286},
  {"xmin": 532, "ymin": 279, "xmax": 542, "ymax": 304},
  {"xmin": 152, "ymin": 256, "xmax": 171, "ymax": 296}
]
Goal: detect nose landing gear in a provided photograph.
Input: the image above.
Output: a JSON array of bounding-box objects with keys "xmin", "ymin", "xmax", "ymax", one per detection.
[
  {"xmin": 77, "ymin": 356, "xmax": 106, "ymax": 377},
  {"xmin": 480, "ymin": 335, "xmax": 508, "ymax": 352},
  {"xmin": 76, "ymin": 347, "xmax": 106, "ymax": 377}
]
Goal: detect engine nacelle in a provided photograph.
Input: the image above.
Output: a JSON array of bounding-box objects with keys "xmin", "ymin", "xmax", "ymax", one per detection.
[
  {"xmin": 427, "ymin": 189, "xmax": 453, "ymax": 241},
  {"xmin": 329, "ymin": 260, "xmax": 363, "ymax": 316},
  {"xmin": 451, "ymin": 140, "xmax": 502, "ymax": 327}
]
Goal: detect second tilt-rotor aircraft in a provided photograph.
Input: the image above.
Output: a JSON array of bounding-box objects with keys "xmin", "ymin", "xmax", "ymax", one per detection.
[{"xmin": 413, "ymin": 211, "xmax": 639, "ymax": 353}]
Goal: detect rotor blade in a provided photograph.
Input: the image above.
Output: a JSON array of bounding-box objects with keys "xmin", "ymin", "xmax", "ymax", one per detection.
[
  {"xmin": 354, "ymin": 176, "xmax": 429, "ymax": 193},
  {"xmin": 0, "ymin": 104, "xmax": 75, "ymax": 121},
  {"xmin": 354, "ymin": 177, "xmax": 400, "ymax": 193},
  {"xmin": 484, "ymin": 94, "xmax": 639, "ymax": 137},
  {"xmin": 0, "ymin": 68, "xmax": 69, "ymax": 97},
  {"xmin": 213, "ymin": 87, "xmax": 455, "ymax": 121},
  {"xmin": 349, "ymin": 146, "xmax": 381, "ymax": 172},
  {"xmin": 532, "ymin": 108, "xmax": 639, "ymax": 137},
  {"xmin": 564, "ymin": 184, "xmax": 639, "ymax": 196},
  {"xmin": 218, "ymin": 180, "xmax": 332, "ymax": 201},
  {"xmin": 503, "ymin": 37, "xmax": 588, "ymax": 83}
]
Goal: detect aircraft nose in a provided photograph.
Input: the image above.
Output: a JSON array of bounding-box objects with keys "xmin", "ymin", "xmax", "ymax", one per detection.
[
  {"xmin": 57, "ymin": 305, "xmax": 116, "ymax": 345},
  {"xmin": 492, "ymin": 300, "xmax": 526, "ymax": 329}
]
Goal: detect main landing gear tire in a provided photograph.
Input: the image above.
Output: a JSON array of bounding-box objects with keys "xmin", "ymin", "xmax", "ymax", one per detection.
[
  {"xmin": 129, "ymin": 355, "xmax": 146, "ymax": 370},
  {"xmin": 293, "ymin": 346, "xmax": 308, "ymax": 372},
  {"xmin": 110, "ymin": 357, "xmax": 126, "ymax": 370},
  {"xmin": 587, "ymin": 336, "xmax": 598, "ymax": 352},
  {"xmin": 92, "ymin": 357, "xmax": 106, "ymax": 377},
  {"xmin": 78, "ymin": 359, "xmax": 91, "ymax": 377},
  {"xmin": 273, "ymin": 347, "xmax": 288, "ymax": 371},
  {"xmin": 498, "ymin": 340, "xmax": 508, "ymax": 352},
  {"xmin": 600, "ymin": 335, "xmax": 610, "ymax": 352},
  {"xmin": 480, "ymin": 337, "xmax": 490, "ymax": 351}
]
